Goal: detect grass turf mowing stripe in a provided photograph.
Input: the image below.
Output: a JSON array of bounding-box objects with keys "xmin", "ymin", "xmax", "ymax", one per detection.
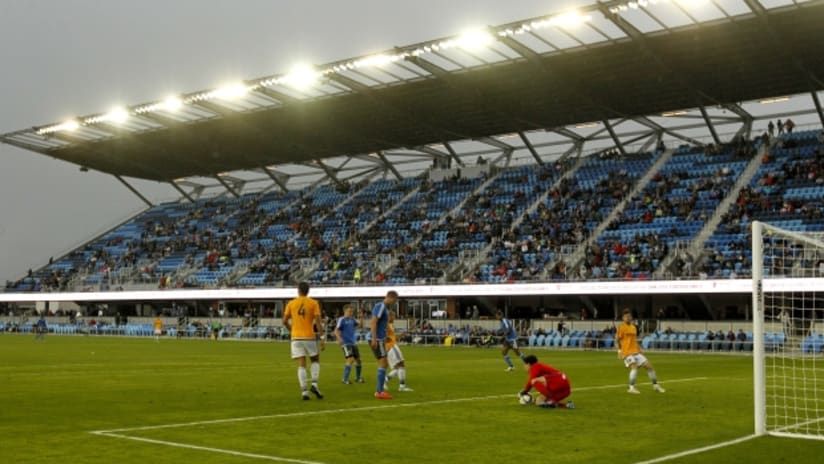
[{"xmin": 92, "ymin": 376, "xmax": 708, "ymax": 434}]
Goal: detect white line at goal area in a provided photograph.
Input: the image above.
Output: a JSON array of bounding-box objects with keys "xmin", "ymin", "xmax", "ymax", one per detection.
[{"xmin": 90, "ymin": 377, "xmax": 708, "ymax": 463}]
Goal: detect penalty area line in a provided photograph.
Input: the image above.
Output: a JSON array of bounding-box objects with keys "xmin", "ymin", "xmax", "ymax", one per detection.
[
  {"xmin": 90, "ymin": 376, "xmax": 708, "ymax": 435},
  {"xmin": 632, "ymin": 434, "xmax": 758, "ymax": 464},
  {"xmin": 89, "ymin": 431, "xmax": 330, "ymax": 464},
  {"xmin": 90, "ymin": 377, "xmax": 709, "ymax": 462}
]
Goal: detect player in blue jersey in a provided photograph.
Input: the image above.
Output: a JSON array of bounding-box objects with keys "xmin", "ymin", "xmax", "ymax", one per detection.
[
  {"xmin": 334, "ymin": 304, "xmax": 365, "ymax": 384},
  {"xmin": 34, "ymin": 314, "xmax": 47, "ymax": 341},
  {"xmin": 497, "ymin": 310, "xmax": 524, "ymax": 371},
  {"xmin": 371, "ymin": 290, "xmax": 398, "ymax": 399}
]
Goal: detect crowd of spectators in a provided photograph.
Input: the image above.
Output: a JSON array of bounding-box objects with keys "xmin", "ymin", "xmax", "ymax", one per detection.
[
  {"xmin": 699, "ymin": 132, "xmax": 824, "ymax": 277},
  {"xmin": 8, "ymin": 129, "xmax": 824, "ymax": 291}
]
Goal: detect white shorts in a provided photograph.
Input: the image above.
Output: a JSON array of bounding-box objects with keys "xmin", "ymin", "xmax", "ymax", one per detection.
[
  {"xmin": 623, "ymin": 353, "xmax": 649, "ymax": 368},
  {"xmin": 291, "ymin": 339, "xmax": 319, "ymax": 359},
  {"xmin": 154, "ymin": 329, "xmax": 162, "ymax": 336},
  {"xmin": 387, "ymin": 345, "xmax": 404, "ymax": 368}
]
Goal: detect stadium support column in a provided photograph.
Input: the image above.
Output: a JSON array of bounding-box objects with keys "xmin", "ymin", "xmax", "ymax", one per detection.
[
  {"xmin": 114, "ymin": 175, "xmax": 153, "ymax": 208},
  {"xmin": 518, "ymin": 132, "xmax": 544, "ymax": 166},
  {"xmin": 215, "ymin": 174, "xmax": 240, "ymax": 198},
  {"xmin": 442, "ymin": 142, "xmax": 466, "ymax": 168},
  {"xmin": 812, "ymin": 91, "xmax": 824, "ymax": 128},
  {"xmin": 262, "ymin": 167, "xmax": 289, "ymax": 193},
  {"xmin": 170, "ymin": 181, "xmax": 195, "ymax": 203},
  {"xmin": 376, "ymin": 151, "xmax": 403, "ymax": 180},
  {"xmin": 602, "ymin": 120, "xmax": 626, "ymax": 156},
  {"xmin": 699, "ymin": 106, "xmax": 721, "ymax": 145}
]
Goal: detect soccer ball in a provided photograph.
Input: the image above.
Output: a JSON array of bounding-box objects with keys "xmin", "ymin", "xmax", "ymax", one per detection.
[{"xmin": 519, "ymin": 393, "xmax": 534, "ymax": 405}]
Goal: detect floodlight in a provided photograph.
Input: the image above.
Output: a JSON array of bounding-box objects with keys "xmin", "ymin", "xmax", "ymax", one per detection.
[
  {"xmin": 37, "ymin": 119, "xmax": 81, "ymax": 135},
  {"xmin": 759, "ymin": 96, "xmax": 791, "ymax": 104},
  {"xmin": 457, "ymin": 30, "xmax": 494, "ymax": 51},
  {"xmin": 282, "ymin": 65, "xmax": 319, "ymax": 91},
  {"xmin": 161, "ymin": 97, "xmax": 183, "ymax": 112},
  {"xmin": 550, "ymin": 11, "xmax": 591, "ymax": 27},
  {"xmin": 108, "ymin": 108, "xmax": 129, "ymax": 123},
  {"xmin": 575, "ymin": 122, "xmax": 600, "ymax": 129},
  {"xmin": 213, "ymin": 84, "xmax": 249, "ymax": 100}
]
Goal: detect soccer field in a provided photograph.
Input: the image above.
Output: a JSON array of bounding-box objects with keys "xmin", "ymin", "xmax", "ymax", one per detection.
[{"xmin": 1, "ymin": 335, "xmax": 821, "ymax": 463}]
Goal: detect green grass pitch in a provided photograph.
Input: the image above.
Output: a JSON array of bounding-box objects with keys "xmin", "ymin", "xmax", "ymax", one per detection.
[{"xmin": 1, "ymin": 335, "xmax": 821, "ymax": 463}]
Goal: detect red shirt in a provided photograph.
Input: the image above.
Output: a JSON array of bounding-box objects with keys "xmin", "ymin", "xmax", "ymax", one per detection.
[{"xmin": 524, "ymin": 362, "xmax": 562, "ymax": 392}]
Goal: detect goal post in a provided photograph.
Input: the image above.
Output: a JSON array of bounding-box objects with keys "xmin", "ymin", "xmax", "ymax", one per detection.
[{"xmin": 752, "ymin": 220, "xmax": 824, "ymax": 440}]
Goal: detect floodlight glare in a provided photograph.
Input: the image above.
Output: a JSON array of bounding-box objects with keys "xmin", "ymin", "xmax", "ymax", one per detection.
[
  {"xmin": 108, "ymin": 108, "xmax": 129, "ymax": 123},
  {"xmin": 456, "ymin": 30, "xmax": 494, "ymax": 51},
  {"xmin": 282, "ymin": 65, "xmax": 320, "ymax": 91},
  {"xmin": 161, "ymin": 97, "xmax": 183, "ymax": 112},
  {"xmin": 550, "ymin": 11, "xmax": 591, "ymax": 27},
  {"xmin": 212, "ymin": 84, "xmax": 250, "ymax": 100},
  {"xmin": 37, "ymin": 119, "xmax": 81, "ymax": 135},
  {"xmin": 759, "ymin": 96, "xmax": 791, "ymax": 104}
]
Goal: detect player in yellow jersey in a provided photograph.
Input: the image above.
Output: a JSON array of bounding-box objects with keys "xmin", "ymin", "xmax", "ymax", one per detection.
[
  {"xmin": 383, "ymin": 311, "xmax": 413, "ymax": 392},
  {"xmin": 283, "ymin": 282, "xmax": 325, "ymax": 400},
  {"xmin": 153, "ymin": 315, "xmax": 162, "ymax": 343},
  {"xmin": 616, "ymin": 308, "xmax": 665, "ymax": 394}
]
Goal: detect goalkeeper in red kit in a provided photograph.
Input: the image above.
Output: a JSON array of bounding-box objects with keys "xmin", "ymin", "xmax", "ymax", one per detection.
[{"xmin": 519, "ymin": 354, "xmax": 574, "ymax": 409}]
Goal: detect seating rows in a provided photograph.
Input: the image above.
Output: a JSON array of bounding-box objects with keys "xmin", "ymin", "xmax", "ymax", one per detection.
[
  {"xmin": 5, "ymin": 129, "xmax": 824, "ymax": 290},
  {"xmin": 702, "ymin": 129, "xmax": 824, "ymax": 278}
]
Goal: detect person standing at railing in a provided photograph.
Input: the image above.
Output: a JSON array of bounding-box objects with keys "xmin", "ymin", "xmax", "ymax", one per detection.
[{"xmin": 34, "ymin": 315, "xmax": 47, "ymax": 341}]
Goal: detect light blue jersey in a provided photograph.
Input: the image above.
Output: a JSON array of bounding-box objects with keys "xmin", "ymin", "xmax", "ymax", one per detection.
[{"xmin": 500, "ymin": 318, "xmax": 517, "ymax": 341}]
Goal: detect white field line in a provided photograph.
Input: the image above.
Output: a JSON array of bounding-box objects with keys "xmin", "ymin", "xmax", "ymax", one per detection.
[
  {"xmin": 91, "ymin": 376, "xmax": 708, "ymax": 434},
  {"xmin": 88, "ymin": 432, "xmax": 330, "ymax": 464},
  {"xmin": 633, "ymin": 434, "xmax": 758, "ymax": 464}
]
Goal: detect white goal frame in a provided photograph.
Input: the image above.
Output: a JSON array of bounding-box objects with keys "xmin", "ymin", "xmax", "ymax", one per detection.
[{"xmin": 752, "ymin": 220, "xmax": 824, "ymax": 440}]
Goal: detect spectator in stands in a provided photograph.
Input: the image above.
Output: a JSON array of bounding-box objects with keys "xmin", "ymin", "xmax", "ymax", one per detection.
[
  {"xmin": 726, "ymin": 329, "xmax": 736, "ymax": 350},
  {"xmin": 768, "ymin": 121, "xmax": 775, "ymax": 137},
  {"xmin": 34, "ymin": 315, "xmax": 48, "ymax": 340},
  {"xmin": 737, "ymin": 328, "xmax": 747, "ymax": 350},
  {"xmin": 777, "ymin": 119, "xmax": 784, "ymax": 135}
]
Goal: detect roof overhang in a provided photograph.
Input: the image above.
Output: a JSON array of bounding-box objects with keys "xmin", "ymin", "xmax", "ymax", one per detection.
[{"xmin": 2, "ymin": 0, "xmax": 823, "ymax": 182}]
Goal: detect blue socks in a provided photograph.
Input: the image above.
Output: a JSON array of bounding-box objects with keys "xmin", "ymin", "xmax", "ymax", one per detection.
[
  {"xmin": 356, "ymin": 363, "xmax": 362, "ymax": 380},
  {"xmin": 504, "ymin": 355, "xmax": 513, "ymax": 368},
  {"xmin": 377, "ymin": 367, "xmax": 387, "ymax": 392},
  {"xmin": 343, "ymin": 364, "xmax": 352, "ymax": 382}
]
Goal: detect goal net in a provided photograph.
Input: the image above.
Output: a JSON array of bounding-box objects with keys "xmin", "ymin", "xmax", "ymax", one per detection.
[{"xmin": 752, "ymin": 221, "xmax": 824, "ymax": 440}]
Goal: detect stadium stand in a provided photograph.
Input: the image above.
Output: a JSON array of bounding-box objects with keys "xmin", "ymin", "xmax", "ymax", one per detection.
[
  {"xmin": 5, "ymin": 130, "xmax": 824, "ymax": 292},
  {"xmin": 701, "ymin": 129, "xmax": 824, "ymax": 278}
]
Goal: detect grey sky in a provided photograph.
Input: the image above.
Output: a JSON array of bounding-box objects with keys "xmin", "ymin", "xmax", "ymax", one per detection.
[{"xmin": 0, "ymin": 0, "xmax": 579, "ymax": 283}]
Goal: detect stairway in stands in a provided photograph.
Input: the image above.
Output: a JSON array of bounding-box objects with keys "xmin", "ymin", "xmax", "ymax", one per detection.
[
  {"xmin": 655, "ymin": 142, "xmax": 768, "ymax": 278},
  {"xmin": 549, "ymin": 148, "xmax": 676, "ymax": 278}
]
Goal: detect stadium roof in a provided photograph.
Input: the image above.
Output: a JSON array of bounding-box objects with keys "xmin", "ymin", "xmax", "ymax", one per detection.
[{"xmin": 2, "ymin": 0, "xmax": 824, "ymax": 198}]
